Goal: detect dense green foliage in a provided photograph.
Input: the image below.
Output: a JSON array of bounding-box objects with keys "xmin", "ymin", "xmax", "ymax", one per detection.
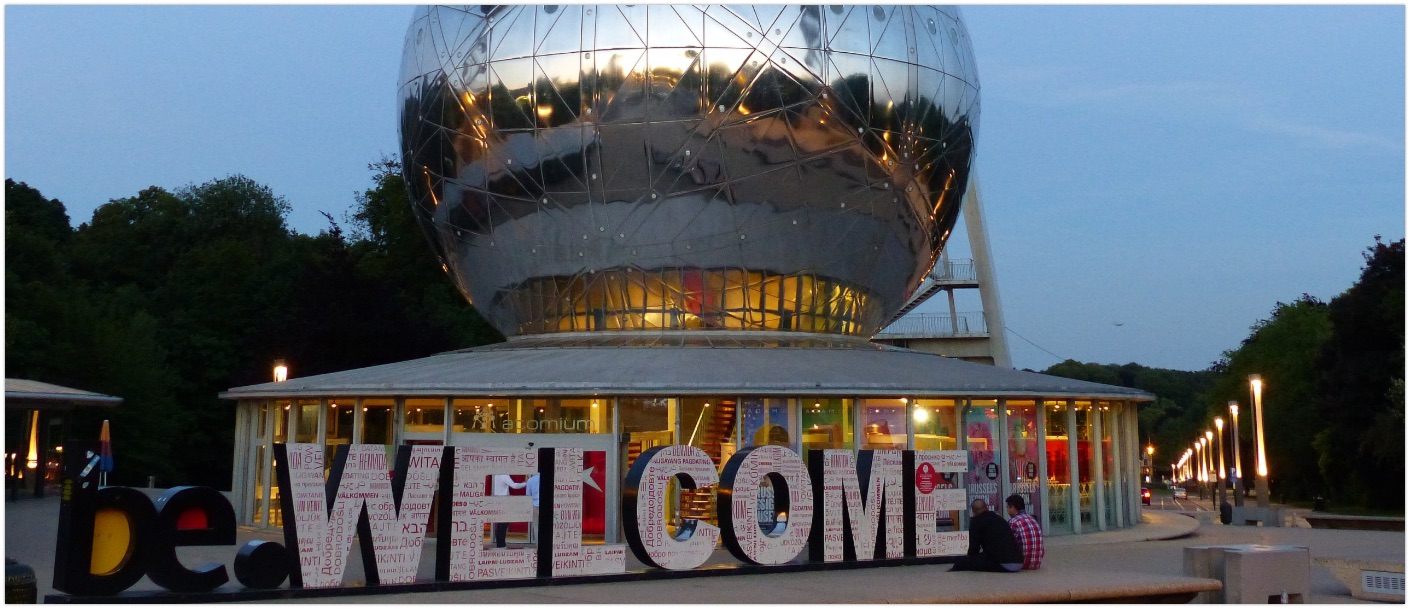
[
  {"xmin": 1312, "ymin": 238, "xmax": 1404, "ymax": 508},
  {"xmin": 1203, "ymin": 296, "xmax": 1333, "ymax": 502},
  {"xmin": 1043, "ymin": 238, "xmax": 1404, "ymax": 510},
  {"xmin": 5, "ymin": 168, "xmax": 500, "ymax": 489}
]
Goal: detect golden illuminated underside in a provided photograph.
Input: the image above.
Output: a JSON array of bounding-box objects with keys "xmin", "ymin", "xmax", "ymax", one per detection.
[{"xmin": 502, "ymin": 268, "xmax": 881, "ymax": 337}]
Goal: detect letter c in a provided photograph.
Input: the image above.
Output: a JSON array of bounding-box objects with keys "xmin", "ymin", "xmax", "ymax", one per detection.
[{"xmin": 622, "ymin": 446, "xmax": 720, "ymax": 570}]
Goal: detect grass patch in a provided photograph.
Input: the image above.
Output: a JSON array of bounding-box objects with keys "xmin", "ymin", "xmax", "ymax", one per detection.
[{"xmin": 1320, "ymin": 504, "xmax": 1404, "ymax": 518}]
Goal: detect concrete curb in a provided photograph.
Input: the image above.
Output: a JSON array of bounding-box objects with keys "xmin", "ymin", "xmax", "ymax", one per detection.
[
  {"xmin": 896, "ymin": 578, "xmax": 1220, "ymax": 604},
  {"xmin": 1048, "ymin": 511, "xmax": 1200, "ymax": 547}
]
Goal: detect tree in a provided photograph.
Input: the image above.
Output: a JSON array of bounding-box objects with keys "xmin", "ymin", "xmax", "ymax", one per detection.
[
  {"xmin": 1042, "ymin": 360, "xmax": 1123, "ymax": 386},
  {"xmin": 10, "ymin": 164, "xmax": 510, "ymax": 489},
  {"xmin": 1205, "ymin": 296, "xmax": 1332, "ymax": 502},
  {"xmin": 5, "ymin": 179, "xmax": 71, "ymax": 283},
  {"xmin": 60, "ymin": 176, "xmax": 303, "ymax": 486},
  {"xmin": 6, "ymin": 180, "xmax": 186, "ymax": 485},
  {"xmin": 1313, "ymin": 237, "xmax": 1404, "ymax": 509},
  {"xmin": 349, "ymin": 159, "xmax": 503, "ymax": 349}
]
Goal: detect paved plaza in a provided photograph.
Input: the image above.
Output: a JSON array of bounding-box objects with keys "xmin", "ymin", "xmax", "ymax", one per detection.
[{"xmin": 4, "ymin": 491, "xmax": 1402, "ymax": 603}]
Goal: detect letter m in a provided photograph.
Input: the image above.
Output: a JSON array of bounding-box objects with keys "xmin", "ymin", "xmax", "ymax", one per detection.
[{"xmin": 806, "ymin": 449, "xmax": 905, "ymax": 562}]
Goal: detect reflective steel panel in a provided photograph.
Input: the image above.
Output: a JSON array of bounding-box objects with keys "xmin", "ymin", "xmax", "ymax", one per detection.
[{"xmin": 399, "ymin": 5, "xmax": 980, "ymax": 338}]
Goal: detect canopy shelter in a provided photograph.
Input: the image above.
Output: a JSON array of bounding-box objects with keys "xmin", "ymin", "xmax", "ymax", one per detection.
[{"xmin": 5, "ymin": 379, "xmax": 121, "ymax": 499}]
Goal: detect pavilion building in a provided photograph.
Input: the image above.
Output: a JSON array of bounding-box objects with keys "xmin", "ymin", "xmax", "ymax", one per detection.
[{"xmin": 221, "ymin": 332, "xmax": 1151, "ymax": 541}]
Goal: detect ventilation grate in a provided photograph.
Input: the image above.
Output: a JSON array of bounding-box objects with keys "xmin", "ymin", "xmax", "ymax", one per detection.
[{"xmin": 1361, "ymin": 570, "xmax": 1405, "ymax": 596}]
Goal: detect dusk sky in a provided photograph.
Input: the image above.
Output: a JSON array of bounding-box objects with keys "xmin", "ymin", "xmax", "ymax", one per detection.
[{"xmin": 6, "ymin": 5, "xmax": 1404, "ymax": 372}]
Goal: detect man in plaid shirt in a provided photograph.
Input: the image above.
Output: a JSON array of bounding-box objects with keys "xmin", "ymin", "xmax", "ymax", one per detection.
[{"xmin": 1005, "ymin": 494, "xmax": 1044, "ymax": 570}]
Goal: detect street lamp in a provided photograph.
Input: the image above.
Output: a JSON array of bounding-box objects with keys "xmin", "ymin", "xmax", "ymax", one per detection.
[
  {"xmin": 1205, "ymin": 433, "xmax": 1215, "ymax": 505},
  {"xmin": 1228, "ymin": 401, "xmax": 1244, "ymax": 507},
  {"xmin": 273, "ymin": 359, "xmax": 289, "ymax": 383},
  {"xmin": 1214, "ymin": 417, "xmax": 1229, "ymax": 518},
  {"xmin": 1211, "ymin": 423, "xmax": 1225, "ymax": 482},
  {"xmin": 1249, "ymin": 374, "xmax": 1269, "ymax": 508},
  {"xmin": 1196, "ymin": 439, "xmax": 1206, "ymax": 499},
  {"xmin": 1146, "ymin": 445, "xmax": 1154, "ymax": 483}
]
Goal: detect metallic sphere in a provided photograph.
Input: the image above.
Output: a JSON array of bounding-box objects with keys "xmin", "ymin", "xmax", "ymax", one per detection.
[{"xmin": 399, "ymin": 5, "xmax": 980, "ymax": 338}]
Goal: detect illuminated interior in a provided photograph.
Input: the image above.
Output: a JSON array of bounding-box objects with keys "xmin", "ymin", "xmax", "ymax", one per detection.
[
  {"xmin": 505, "ymin": 268, "xmax": 878, "ymax": 337},
  {"xmin": 237, "ymin": 394, "xmax": 1144, "ymax": 540}
]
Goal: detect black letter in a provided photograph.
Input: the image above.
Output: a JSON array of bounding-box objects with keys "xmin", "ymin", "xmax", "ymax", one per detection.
[
  {"xmin": 146, "ymin": 486, "xmax": 236, "ymax": 591},
  {"xmin": 52, "ymin": 441, "xmax": 155, "ymax": 597}
]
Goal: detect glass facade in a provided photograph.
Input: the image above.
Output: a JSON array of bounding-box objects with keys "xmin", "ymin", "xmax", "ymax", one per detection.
[
  {"xmin": 506, "ymin": 270, "xmax": 878, "ymax": 337},
  {"xmin": 1044, "ymin": 400, "xmax": 1072, "ymax": 535},
  {"xmin": 325, "ymin": 400, "xmax": 353, "ymax": 472},
  {"xmin": 1006, "ymin": 400, "xmax": 1041, "ymax": 524},
  {"xmin": 362, "ymin": 399, "xmax": 395, "ymax": 445},
  {"xmin": 858, "ymin": 399, "xmax": 907, "ymax": 450},
  {"xmin": 912, "ymin": 399, "xmax": 958, "ymax": 450},
  {"xmin": 233, "ymin": 394, "xmax": 1144, "ymax": 541},
  {"xmin": 403, "ymin": 398, "xmax": 446, "ymax": 439},
  {"xmin": 963, "ymin": 400, "xmax": 1000, "ymax": 510},
  {"xmin": 1074, "ymin": 401, "xmax": 1095, "ymax": 529},
  {"xmin": 801, "ymin": 399, "xmax": 854, "ymax": 452},
  {"xmin": 1101, "ymin": 403, "xmax": 1118, "ymax": 528},
  {"xmin": 294, "ymin": 400, "xmax": 319, "ymax": 444},
  {"xmin": 622, "ymin": 397, "xmax": 674, "ymax": 473},
  {"xmin": 739, "ymin": 398, "xmax": 796, "ymax": 453}
]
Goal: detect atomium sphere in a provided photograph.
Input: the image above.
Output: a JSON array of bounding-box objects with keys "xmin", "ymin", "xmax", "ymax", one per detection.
[{"xmin": 398, "ymin": 5, "xmax": 979, "ymax": 339}]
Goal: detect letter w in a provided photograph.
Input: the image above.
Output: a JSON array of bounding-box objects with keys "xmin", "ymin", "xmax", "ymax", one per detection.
[{"xmin": 276, "ymin": 444, "xmax": 440, "ymax": 588}]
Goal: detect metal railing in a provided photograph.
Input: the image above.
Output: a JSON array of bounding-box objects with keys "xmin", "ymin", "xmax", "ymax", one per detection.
[
  {"xmin": 880, "ymin": 259, "xmax": 981, "ymax": 329},
  {"xmin": 875, "ymin": 312, "xmax": 988, "ymax": 338},
  {"xmin": 931, "ymin": 259, "xmax": 976, "ymax": 283}
]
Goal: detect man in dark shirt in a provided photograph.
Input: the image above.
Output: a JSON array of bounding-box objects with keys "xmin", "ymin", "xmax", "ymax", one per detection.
[{"xmin": 948, "ymin": 498, "xmax": 1024, "ymax": 572}]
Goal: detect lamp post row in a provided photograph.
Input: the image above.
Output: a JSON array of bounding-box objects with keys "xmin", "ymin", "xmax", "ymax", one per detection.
[{"xmin": 1170, "ymin": 375, "xmax": 1268, "ymax": 513}]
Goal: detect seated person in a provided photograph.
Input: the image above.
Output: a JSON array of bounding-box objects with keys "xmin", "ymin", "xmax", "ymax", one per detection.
[
  {"xmin": 1004, "ymin": 494, "xmax": 1044, "ymax": 570},
  {"xmin": 948, "ymin": 498, "xmax": 1024, "ymax": 573}
]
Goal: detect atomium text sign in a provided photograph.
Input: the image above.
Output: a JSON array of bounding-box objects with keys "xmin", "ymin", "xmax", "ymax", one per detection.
[{"xmin": 51, "ymin": 444, "xmax": 967, "ymax": 598}]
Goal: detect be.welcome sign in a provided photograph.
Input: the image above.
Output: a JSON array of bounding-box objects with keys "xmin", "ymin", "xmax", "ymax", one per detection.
[{"xmin": 49, "ymin": 443, "xmax": 971, "ymax": 601}]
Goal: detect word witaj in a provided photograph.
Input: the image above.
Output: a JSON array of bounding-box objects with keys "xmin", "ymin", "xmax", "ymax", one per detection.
[{"xmin": 53, "ymin": 443, "xmax": 971, "ymax": 597}]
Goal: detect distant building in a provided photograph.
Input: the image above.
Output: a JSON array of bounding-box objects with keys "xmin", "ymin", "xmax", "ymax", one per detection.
[{"xmin": 5, "ymin": 379, "xmax": 121, "ymax": 499}]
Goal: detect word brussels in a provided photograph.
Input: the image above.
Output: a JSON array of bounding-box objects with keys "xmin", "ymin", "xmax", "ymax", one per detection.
[{"xmin": 54, "ymin": 443, "xmax": 971, "ymax": 596}]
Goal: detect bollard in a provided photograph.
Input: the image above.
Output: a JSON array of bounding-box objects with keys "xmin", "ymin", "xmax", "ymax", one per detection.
[
  {"xmin": 148, "ymin": 475, "xmax": 156, "ymax": 488},
  {"xmin": 5, "ymin": 558, "xmax": 37, "ymax": 604}
]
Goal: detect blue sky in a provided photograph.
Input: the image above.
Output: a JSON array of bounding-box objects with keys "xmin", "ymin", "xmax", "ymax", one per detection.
[{"xmin": 5, "ymin": 5, "xmax": 1404, "ymax": 371}]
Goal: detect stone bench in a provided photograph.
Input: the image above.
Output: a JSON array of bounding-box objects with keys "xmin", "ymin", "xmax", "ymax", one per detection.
[
  {"xmin": 1182, "ymin": 510, "xmax": 1217, "ymax": 524},
  {"xmin": 1229, "ymin": 506, "xmax": 1285, "ymax": 527},
  {"xmin": 1185, "ymin": 544, "xmax": 1310, "ymax": 603},
  {"xmin": 1313, "ymin": 557, "xmax": 1405, "ymax": 603},
  {"xmin": 1304, "ymin": 513, "xmax": 1404, "ymax": 532}
]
